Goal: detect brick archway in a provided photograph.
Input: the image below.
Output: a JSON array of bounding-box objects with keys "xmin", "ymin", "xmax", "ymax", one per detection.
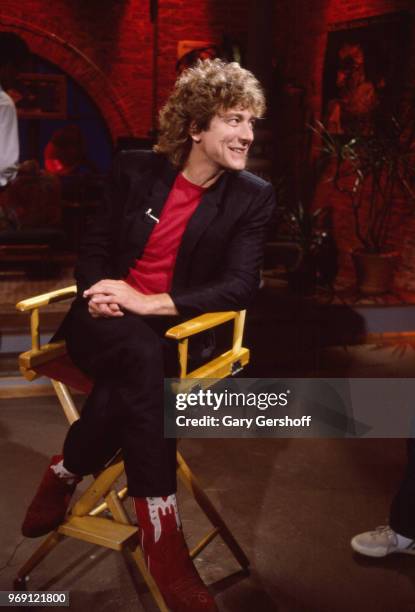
[{"xmin": 0, "ymin": 17, "xmax": 133, "ymax": 142}]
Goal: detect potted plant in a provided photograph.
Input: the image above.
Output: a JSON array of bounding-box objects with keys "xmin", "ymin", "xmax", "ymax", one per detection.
[
  {"xmin": 313, "ymin": 116, "xmax": 415, "ymax": 294},
  {"xmin": 282, "ymin": 201, "xmax": 338, "ymax": 295}
]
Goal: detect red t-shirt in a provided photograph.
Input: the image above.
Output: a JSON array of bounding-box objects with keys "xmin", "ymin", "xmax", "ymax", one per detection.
[{"xmin": 125, "ymin": 172, "xmax": 205, "ymax": 294}]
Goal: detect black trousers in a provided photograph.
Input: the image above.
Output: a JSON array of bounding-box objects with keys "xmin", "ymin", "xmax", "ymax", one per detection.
[
  {"xmin": 62, "ymin": 299, "xmax": 179, "ymax": 497},
  {"xmin": 389, "ymin": 438, "xmax": 415, "ymax": 538}
]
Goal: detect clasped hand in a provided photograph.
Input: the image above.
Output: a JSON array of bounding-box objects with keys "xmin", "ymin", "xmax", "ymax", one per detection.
[{"xmin": 83, "ymin": 279, "xmax": 149, "ymax": 318}]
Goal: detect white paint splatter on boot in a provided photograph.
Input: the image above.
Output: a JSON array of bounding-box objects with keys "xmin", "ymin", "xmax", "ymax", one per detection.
[
  {"xmin": 50, "ymin": 460, "xmax": 78, "ymax": 485},
  {"xmin": 147, "ymin": 494, "xmax": 181, "ymax": 543}
]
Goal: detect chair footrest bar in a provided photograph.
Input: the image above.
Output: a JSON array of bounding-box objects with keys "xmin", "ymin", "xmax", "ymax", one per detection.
[
  {"xmin": 58, "ymin": 516, "xmax": 138, "ymax": 551},
  {"xmin": 89, "ymin": 487, "xmax": 128, "ymax": 517}
]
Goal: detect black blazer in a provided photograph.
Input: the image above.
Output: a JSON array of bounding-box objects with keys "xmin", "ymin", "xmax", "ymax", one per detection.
[{"xmin": 75, "ymin": 150, "xmax": 275, "ymax": 318}]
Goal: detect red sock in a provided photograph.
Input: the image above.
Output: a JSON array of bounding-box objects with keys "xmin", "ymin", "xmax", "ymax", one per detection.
[{"xmin": 134, "ymin": 495, "xmax": 217, "ymax": 612}]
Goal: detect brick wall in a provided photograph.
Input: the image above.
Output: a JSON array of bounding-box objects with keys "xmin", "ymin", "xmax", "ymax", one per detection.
[
  {"xmin": 0, "ymin": 1, "xmax": 152, "ymax": 140},
  {"xmin": 1, "ymin": 0, "xmax": 415, "ymax": 288},
  {"xmin": 0, "ymin": 0, "xmax": 249, "ymax": 142}
]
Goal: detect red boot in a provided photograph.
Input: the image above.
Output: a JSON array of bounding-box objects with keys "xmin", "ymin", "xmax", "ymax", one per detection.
[
  {"xmin": 134, "ymin": 495, "xmax": 218, "ymax": 612},
  {"xmin": 22, "ymin": 455, "xmax": 81, "ymax": 538}
]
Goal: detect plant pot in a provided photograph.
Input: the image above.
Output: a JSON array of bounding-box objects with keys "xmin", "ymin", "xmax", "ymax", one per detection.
[{"xmin": 351, "ymin": 249, "xmax": 400, "ymax": 295}]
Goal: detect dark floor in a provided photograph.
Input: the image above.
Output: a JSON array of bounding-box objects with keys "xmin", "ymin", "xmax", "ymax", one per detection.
[
  {"xmin": 2, "ymin": 283, "xmax": 415, "ymax": 611},
  {"xmin": 0, "ymin": 395, "xmax": 414, "ymax": 612}
]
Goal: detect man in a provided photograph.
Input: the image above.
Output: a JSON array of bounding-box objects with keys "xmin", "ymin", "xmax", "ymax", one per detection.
[
  {"xmin": 0, "ymin": 32, "xmax": 29, "ymax": 188},
  {"xmin": 22, "ymin": 59, "xmax": 275, "ymax": 611},
  {"xmin": 351, "ymin": 439, "xmax": 415, "ymax": 557}
]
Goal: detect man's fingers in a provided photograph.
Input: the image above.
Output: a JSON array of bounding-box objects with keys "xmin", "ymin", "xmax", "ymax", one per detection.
[
  {"xmin": 88, "ymin": 301, "xmax": 109, "ymax": 316},
  {"xmin": 98, "ymin": 304, "xmax": 113, "ymax": 316},
  {"xmin": 102, "ymin": 303, "xmax": 124, "ymax": 317},
  {"xmin": 84, "ymin": 279, "xmax": 123, "ymax": 297},
  {"xmin": 88, "ymin": 300, "xmax": 124, "ymax": 318},
  {"xmin": 109, "ymin": 303, "xmax": 122, "ymax": 312},
  {"xmin": 91, "ymin": 294, "xmax": 118, "ymax": 305}
]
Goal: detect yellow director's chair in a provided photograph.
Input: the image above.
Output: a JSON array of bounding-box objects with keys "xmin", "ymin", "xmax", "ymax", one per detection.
[{"xmin": 14, "ymin": 285, "xmax": 250, "ymax": 611}]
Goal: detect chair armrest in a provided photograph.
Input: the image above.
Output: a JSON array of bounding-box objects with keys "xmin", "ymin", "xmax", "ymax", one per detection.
[
  {"xmin": 16, "ymin": 285, "xmax": 77, "ymax": 354},
  {"xmin": 19, "ymin": 341, "xmax": 68, "ymax": 378},
  {"xmin": 165, "ymin": 311, "xmax": 246, "ymax": 378},
  {"xmin": 16, "ymin": 285, "xmax": 77, "ymax": 312},
  {"xmin": 165, "ymin": 312, "xmax": 238, "ymax": 340}
]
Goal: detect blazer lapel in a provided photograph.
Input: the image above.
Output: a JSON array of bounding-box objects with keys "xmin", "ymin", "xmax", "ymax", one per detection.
[
  {"xmin": 125, "ymin": 158, "xmax": 178, "ymax": 258},
  {"xmin": 172, "ymin": 171, "xmax": 230, "ymax": 288}
]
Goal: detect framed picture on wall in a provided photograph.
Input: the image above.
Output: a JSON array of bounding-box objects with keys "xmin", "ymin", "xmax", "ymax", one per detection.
[
  {"xmin": 322, "ymin": 11, "xmax": 411, "ymax": 135},
  {"xmin": 176, "ymin": 40, "xmax": 219, "ymax": 73},
  {"xmin": 10, "ymin": 73, "xmax": 67, "ymax": 120}
]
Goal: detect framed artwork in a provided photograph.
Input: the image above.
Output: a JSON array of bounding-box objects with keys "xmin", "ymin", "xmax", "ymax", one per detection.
[
  {"xmin": 176, "ymin": 40, "xmax": 219, "ymax": 73},
  {"xmin": 322, "ymin": 12, "xmax": 411, "ymax": 135},
  {"xmin": 177, "ymin": 40, "xmax": 215, "ymax": 60},
  {"xmin": 11, "ymin": 73, "xmax": 67, "ymax": 120}
]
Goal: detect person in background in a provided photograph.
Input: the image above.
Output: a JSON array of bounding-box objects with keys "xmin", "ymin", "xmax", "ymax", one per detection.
[
  {"xmin": 0, "ymin": 32, "xmax": 29, "ymax": 230},
  {"xmin": 0, "ymin": 32, "xmax": 29, "ymax": 188},
  {"xmin": 352, "ymin": 439, "xmax": 415, "ymax": 557}
]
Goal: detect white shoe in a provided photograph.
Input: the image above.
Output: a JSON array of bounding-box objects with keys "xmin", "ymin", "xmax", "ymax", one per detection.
[{"xmin": 351, "ymin": 526, "xmax": 415, "ymax": 558}]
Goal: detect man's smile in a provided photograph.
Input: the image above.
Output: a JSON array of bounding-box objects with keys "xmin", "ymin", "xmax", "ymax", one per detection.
[{"xmin": 228, "ymin": 145, "xmax": 249, "ymax": 155}]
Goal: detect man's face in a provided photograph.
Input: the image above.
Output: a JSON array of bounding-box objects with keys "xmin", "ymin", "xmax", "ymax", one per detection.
[{"xmin": 194, "ymin": 107, "xmax": 256, "ymax": 172}]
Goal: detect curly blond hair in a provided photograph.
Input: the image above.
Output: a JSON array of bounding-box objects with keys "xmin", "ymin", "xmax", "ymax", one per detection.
[{"xmin": 154, "ymin": 59, "xmax": 266, "ymax": 167}]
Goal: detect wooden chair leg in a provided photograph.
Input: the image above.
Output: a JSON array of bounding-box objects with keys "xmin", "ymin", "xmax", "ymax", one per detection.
[
  {"xmin": 51, "ymin": 380, "xmax": 80, "ymax": 425},
  {"xmin": 14, "ymin": 531, "xmax": 65, "ymax": 589},
  {"xmin": 177, "ymin": 451, "xmax": 250, "ymax": 570}
]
